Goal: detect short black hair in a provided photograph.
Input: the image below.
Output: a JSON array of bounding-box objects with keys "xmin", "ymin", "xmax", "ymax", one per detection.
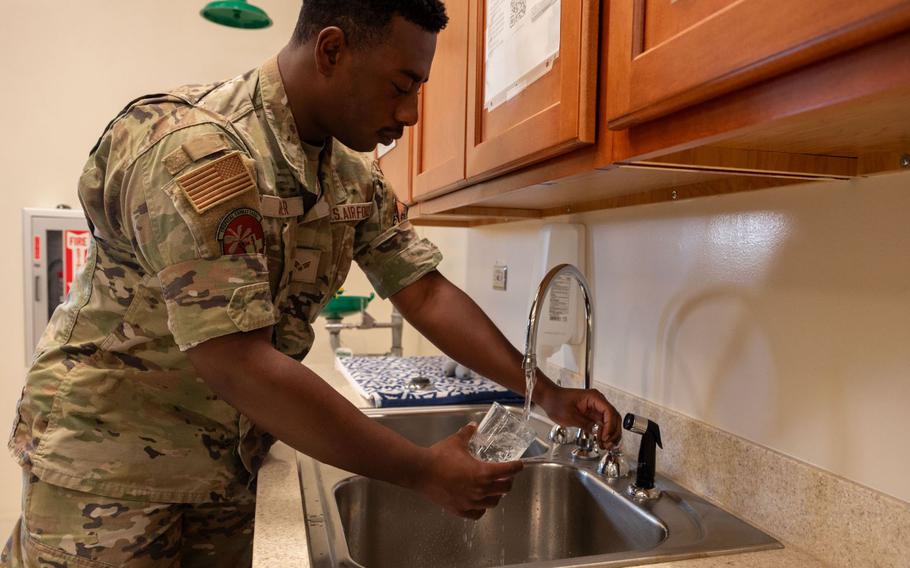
[{"xmin": 293, "ymin": 1, "xmax": 448, "ymax": 48}]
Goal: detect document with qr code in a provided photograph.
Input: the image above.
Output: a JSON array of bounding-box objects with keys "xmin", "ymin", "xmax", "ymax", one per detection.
[{"xmin": 484, "ymin": 0, "xmax": 560, "ymax": 109}]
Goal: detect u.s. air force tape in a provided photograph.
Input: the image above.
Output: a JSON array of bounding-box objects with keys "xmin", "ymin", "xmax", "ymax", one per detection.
[{"xmin": 330, "ymin": 202, "xmax": 374, "ymax": 223}]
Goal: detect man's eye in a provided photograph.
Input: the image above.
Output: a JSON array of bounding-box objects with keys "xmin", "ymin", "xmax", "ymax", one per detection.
[{"xmin": 392, "ymin": 83, "xmax": 409, "ymax": 95}]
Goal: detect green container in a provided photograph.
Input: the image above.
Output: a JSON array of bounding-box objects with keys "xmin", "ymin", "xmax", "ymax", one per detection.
[{"xmin": 322, "ymin": 293, "xmax": 374, "ymax": 320}]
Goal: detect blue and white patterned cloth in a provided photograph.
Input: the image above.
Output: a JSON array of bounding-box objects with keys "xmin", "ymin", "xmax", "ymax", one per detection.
[{"xmin": 336, "ymin": 355, "xmax": 525, "ymax": 408}]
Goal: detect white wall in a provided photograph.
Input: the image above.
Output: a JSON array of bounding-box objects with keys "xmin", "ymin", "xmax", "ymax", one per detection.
[
  {"xmin": 422, "ymin": 172, "xmax": 910, "ymax": 504},
  {"xmin": 0, "ymin": 0, "xmax": 301, "ymax": 528}
]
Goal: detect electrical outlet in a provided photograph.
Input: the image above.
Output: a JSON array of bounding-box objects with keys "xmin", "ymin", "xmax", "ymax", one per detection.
[{"xmin": 492, "ymin": 264, "xmax": 508, "ymax": 290}]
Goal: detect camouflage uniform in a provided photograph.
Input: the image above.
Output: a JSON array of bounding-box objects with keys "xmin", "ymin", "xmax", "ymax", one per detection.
[
  {"xmin": 3, "ymin": 472, "xmax": 255, "ymax": 567},
  {"xmin": 3, "ymin": 56, "xmax": 442, "ymax": 566}
]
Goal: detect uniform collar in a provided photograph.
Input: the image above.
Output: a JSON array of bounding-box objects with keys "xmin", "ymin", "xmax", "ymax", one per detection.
[{"xmin": 259, "ymin": 55, "xmax": 330, "ymax": 197}]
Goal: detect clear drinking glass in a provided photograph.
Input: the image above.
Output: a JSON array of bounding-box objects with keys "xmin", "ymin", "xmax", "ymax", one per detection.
[{"xmin": 468, "ymin": 402, "xmax": 537, "ymax": 462}]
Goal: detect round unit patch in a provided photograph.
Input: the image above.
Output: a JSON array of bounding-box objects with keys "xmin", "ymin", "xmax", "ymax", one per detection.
[{"xmin": 216, "ymin": 208, "xmax": 265, "ymax": 255}]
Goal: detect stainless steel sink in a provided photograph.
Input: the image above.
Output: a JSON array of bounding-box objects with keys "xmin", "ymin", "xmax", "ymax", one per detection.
[
  {"xmin": 298, "ymin": 405, "xmax": 781, "ymax": 567},
  {"xmin": 335, "ymin": 463, "xmax": 667, "ymax": 568}
]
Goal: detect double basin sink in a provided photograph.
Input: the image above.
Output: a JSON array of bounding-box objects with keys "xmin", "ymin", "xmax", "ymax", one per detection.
[{"xmin": 297, "ymin": 405, "xmax": 780, "ymax": 567}]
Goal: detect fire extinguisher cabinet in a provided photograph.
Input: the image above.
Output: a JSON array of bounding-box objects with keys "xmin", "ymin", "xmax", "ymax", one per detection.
[{"xmin": 22, "ymin": 208, "xmax": 90, "ymax": 365}]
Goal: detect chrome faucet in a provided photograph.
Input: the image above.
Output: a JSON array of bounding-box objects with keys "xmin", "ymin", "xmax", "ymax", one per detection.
[{"xmin": 524, "ymin": 264, "xmax": 600, "ymax": 460}]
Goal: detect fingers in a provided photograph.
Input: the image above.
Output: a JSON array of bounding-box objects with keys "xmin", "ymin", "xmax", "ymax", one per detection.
[
  {"xmin": 587, "ymin": 408, "xmax": 621, "ymax": 448},
  {"xmin": 578, "ymin": 395, "xmax": 607, "ymax": 444},
  {"xmin": 461, "ymin": 462, "xmax": 521, "ymax": 517},
  {"xmin": 458, "ymin": 485, "xmax": 505, "ymax": 517},
  {"xmin": 486, "ymin": 477, "xmax": 514, "ymax": 495},
  {"xmin": 456, "ymin": 422, "xmax": 478, "ymax": 443},
  {"xmin": 577, "ymin": 390, "xmax": 622, "ymax": 448},
  {"xmin": 603, "ymin": 405, "xmax": 622, "ymax": 447},
  {"xmin": 595, "ymin": 397, "xmax": 622, "ymax": 448},
  {"xmin": 481, "ymin": 459, "xmax": 523, "ymax": 482},
  {"xmin": 475, "ymin": 494, "xmax": 503, "ymax": 508}
]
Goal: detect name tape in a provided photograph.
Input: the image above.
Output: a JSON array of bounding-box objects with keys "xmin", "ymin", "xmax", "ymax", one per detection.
[{"xmin": 260, "ymin": 195, "xmax": 305, "ymax": 218}]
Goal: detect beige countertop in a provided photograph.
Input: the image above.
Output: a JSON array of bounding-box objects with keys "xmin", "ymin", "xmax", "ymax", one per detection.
[{"xmin": 251, "ymin": 362, "xmax": 828, "ymax": 568}]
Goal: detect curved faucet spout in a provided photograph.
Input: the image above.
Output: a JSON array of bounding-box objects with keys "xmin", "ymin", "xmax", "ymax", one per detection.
[
  {"xmin": 524, "ymin": 264, "xmax": 594, "ymax": 390},
  {"xmin": 524, "ymin": 263, "xmax": 598, "ymax": 459}
]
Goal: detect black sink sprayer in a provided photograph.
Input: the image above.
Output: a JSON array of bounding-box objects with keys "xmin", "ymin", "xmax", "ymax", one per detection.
[{"xmin": 623, "ymin": 413, "xmax": 663, "ymax": 499}]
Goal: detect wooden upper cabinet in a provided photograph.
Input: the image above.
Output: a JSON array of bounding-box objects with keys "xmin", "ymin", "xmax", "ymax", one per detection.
[
  {"xmin": 607, "ymin": 0, "xmax": 910, "ymax": 130},
  {"xmin": 377, "ymin": 127, "xmax": 413, "ymax": 204},
  {"xmin": 411, "ymin": 0, "xmax": 470, "ymax": 200},
  {"xmin": 464, "ymin": 0, "xmax": 599, "ymax": 182}
]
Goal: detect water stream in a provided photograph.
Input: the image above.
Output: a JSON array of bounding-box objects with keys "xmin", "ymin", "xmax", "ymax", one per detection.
[
  {"xmin": 460, "ymin": 365, "xmax": 538, "ymax": 563},
  {"xmin": 522, "ymin": 365, "xmax": 535, "ymax": 420}
]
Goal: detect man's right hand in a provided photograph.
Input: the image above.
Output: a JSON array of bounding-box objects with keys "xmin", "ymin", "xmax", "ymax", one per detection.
[{"xmin": 413, "ymin": 423, "xmax": 523, "ymax": 520}]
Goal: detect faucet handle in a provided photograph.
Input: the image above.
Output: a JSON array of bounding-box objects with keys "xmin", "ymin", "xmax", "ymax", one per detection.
[
  {"xmin": 549, "ymin": 424, "xmax": 603, "ymax": 460},
  {"xmin": 571, "ymin": 424, "xmax": 602, "ymax": 461},
  {"xmin": 548, "ymin": 425, "xmax": 576, "ymax": 445},
  {"xmin": 596, "ymin": 445, "xmax": 629, "ymax": 479}
]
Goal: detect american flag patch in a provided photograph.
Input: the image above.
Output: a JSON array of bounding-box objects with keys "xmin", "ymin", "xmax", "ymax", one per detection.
[{"xmin": 176, "ymin": 152, "xmax": 256, "ymax": 214}]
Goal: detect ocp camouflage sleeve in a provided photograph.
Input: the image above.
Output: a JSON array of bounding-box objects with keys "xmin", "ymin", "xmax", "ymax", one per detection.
[
  {"xmin": 125, "ymin": 123, "xmax": 277, "ymax": 350},
  {"xmin": 353, "ymin": 161, "xmax": 442, "ymax": 299}
]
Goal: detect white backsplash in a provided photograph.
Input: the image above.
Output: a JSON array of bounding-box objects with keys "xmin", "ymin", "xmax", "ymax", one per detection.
[{"xmin": 420, "ymin": 170, "xmax": 910, "ymax": 505}]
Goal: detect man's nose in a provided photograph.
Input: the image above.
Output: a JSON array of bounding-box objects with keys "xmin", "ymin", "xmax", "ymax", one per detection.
[{"xmin": 395, "ymin": 92, "xmax": 420, "ymax": 127}]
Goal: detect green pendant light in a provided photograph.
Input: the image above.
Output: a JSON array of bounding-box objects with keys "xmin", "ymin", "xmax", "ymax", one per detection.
[{"xmin": 201, "ymin": 0, "xmax": 272, "ymax": 29}]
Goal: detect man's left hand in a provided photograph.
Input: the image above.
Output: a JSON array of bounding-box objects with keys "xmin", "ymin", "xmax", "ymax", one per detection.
[{"xmin": 537, "ymin": 384, "xmax": 622, "ymax": 449}]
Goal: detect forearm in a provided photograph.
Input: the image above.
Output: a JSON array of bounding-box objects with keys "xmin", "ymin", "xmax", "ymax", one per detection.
[
  {"xmin": 393, "ymin": 272, "xmax": 556, "ymax": 405},
  {"xmin": 189, "ymin": 332, "xmax": 428, "ymax": 489}
]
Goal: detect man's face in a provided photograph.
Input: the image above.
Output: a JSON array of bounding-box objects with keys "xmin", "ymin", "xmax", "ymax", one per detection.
[{"xmin": 329, "ymin": 17, "xmax": 437, "ymax": 152}]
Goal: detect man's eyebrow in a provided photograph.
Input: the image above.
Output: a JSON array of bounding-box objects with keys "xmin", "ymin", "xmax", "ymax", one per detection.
[{"xmin": 400, "ymin": 69, "xmax": 429, "ymax": 83}]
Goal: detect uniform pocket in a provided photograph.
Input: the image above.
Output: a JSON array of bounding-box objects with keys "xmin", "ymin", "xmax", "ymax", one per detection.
[
  {"xmin": 24, "ymin": 536, "xmax": 117, "ymax": 568},
  {"xmin": 161, "ymin": 152, "xmax": 264, "ymax": 260},
  {"xmin": 22, "ymin": 477, "xmax": 174, "ymax": 568},
  {"xmin": 291, "ymin": 281, "xmax": 331, "ymax": 323},
  {"xmin": 22, "ymin": 477, "xmax": 117, "ymax": 568},
  {"xmin": 329, "ymin": 225, "xmax": 355, "ymax": 295},
  {"xmin": 164, "ymin": 181, "xmax": 263, "ymax": 260},
  {"xmin": 289, "ymin": 223, "xmax": 355, "ymax": 322},
  {"xmin": 228, "ymin": 282, "xmax": 277, "ymax": 332},
  {"xmin": 263, "ymin": 218, "xmax": 288, "ymax": 298}
]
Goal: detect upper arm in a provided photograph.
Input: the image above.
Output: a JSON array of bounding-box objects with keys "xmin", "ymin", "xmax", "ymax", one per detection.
[
  {"xmin": 353, "ymin": 161, "xmax": 443, "ymax": 299},
  {"xmin": 124, "ymin": 123, "xmax": 277, "ymax": 351}
]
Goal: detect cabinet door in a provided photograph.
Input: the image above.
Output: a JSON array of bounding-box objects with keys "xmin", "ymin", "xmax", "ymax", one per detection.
[
  {"xmin": 377, "ymin": 127, "xmax": 413, "ymax": 204},
  {"xmin": 607, "ymin": 0, "xmax": 910, "ymax": 129},
  {"xmin": 411, "ymin": 0, "xmax": 470, "ymax": 201},
  {"xmin": 464, "ymin": 0, "xmax": 599, "ymax": 181}
]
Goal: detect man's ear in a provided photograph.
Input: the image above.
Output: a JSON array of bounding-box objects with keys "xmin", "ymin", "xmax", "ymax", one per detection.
[{"xmin": 314, "ymin": 26, "xmax": 347, "ymax": 76}]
